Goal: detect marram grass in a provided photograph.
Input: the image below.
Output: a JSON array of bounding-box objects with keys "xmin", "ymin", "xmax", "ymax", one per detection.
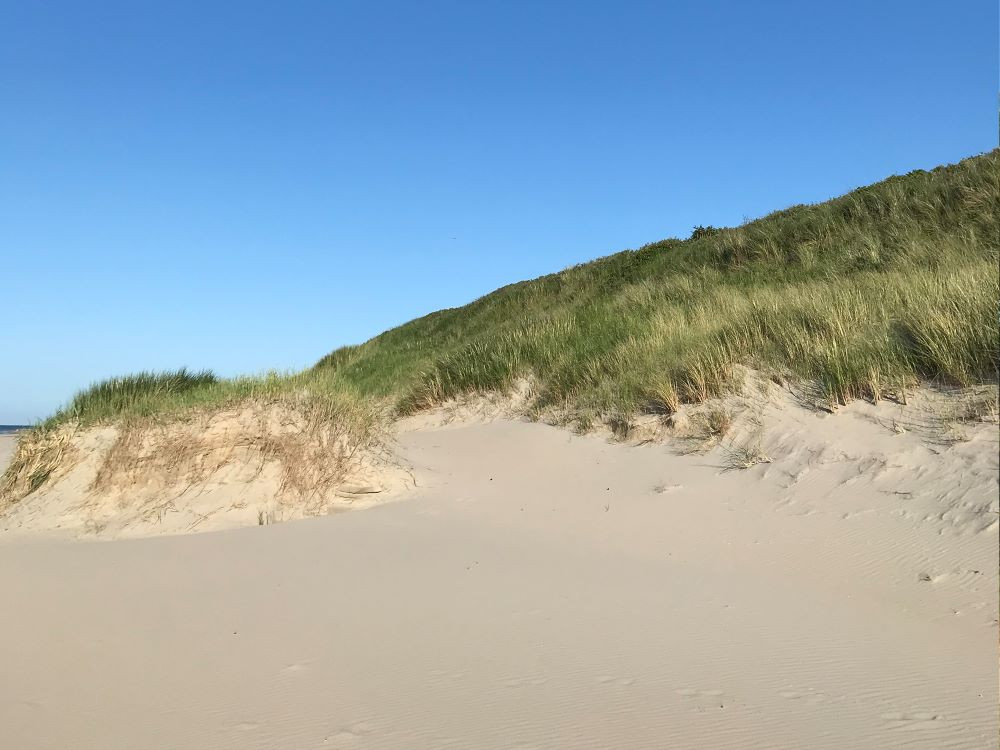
[{"xmin": 29, "ymin": 150, "xmax": 1000, "ymax": 430}]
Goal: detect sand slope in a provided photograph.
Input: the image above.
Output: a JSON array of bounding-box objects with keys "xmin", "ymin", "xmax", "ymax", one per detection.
[
  {"xmin": 0, "ymin": 405, "xmax": 412, "ymax": 538},
  {"xmin": 0, "ymin": 394, "xmax": 996, "ymax": 749},
  {"xmin": 0, "ymin": 434, "xmax": 15, "ymax": 476}
]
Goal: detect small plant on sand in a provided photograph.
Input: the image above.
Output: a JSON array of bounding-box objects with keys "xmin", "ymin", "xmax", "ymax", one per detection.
[
  {"xmin": 606, "ymin": 412, "xmax": 634, "ymax": 441},
  {"xmin": 0, "ymin": 426, "xmax": 77, "ymax": 506},
  {"xmin": 689, "ymin": 225, "xmax": 721, "ymax": 240},
  {"xmin": 644, "ymin": 380, "xmax": 681, "ymax": 415},
  {"xmin": 958, "ymin": 392, "xmax": 999, "ymax": 424},
  {"xmin": 920, "ymin": 387, "xmax": 1000, "ymax": 446},
  {"xmin": 703, "ymin": 407, "xmax": 734, "ymax": 438},
  {"xmin": 721, "ymin": 431, "xmax": 772, "ymax": 471},
  {"xmin": 680, "ymin": 406, "xmax": 736, "ymax": 453}
]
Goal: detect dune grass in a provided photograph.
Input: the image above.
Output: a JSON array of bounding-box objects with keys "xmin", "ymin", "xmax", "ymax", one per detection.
[
  {"xmin": 29, "ymin": 150, "xmax": 1000, "ymax": 431},
  {"xmin": 47, "ymin": 368, "xmax": 219, "ymax": 427},
  {"xmin": 38, "ymin": 366, "xmax": 388, "ymax": 432},
  {"xmin": 323, "ymin": 150, "xmax": 999, "ymax": 416}
]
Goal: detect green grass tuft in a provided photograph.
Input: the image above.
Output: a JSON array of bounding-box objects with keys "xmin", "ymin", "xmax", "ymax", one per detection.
[{"xmin": 48, "ymin": 368, "xmax": 219, "ymax": 427}]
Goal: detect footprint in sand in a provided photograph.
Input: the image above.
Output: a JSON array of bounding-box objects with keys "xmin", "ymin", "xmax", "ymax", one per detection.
[
  {"xmin": 674, "ymin": 688, "xmax": 723, "ymax": 698},
  {"xmin": 653, "ymin": 484, "xmax": 682, "ymax": 495},
  {"xmin": 881, "ymin": 712, "xmax": 948, "ymax": 731},
  {"xmin": 778, "ymin": 687, "xmax": 828, "ymax": 703},
  {"xmin": 598, "ymin": 675, "xmax": 636, "ymax": 686},
  {"xmin": 676, "ymin": 687, "xmax": 729, "ymax": 709},
  {"xmin": 327, "ymin": 721, "xmax": 375, "ymax": 745},
  {"xmin": 917, "ymin": 571, "xmax": 950, "ymax": 584},
  {"xmin": 428, "ymin": 668, "xmax": 467, "ymax": 680},
  {"xmin": 504, "ymin": 674, "xmax": 549, "ymax": 687}
]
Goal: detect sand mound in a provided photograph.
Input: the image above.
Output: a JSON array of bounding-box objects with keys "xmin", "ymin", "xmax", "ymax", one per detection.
[{"xmin": 0, "ymin": 400, "xmax": 413, "ymax": 538}]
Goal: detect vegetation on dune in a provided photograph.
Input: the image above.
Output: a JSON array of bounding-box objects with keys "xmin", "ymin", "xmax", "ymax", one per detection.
[
  {"xmin": 1, "ymin": 384, "xmax": 391, "ymax": 508},
  {"xmin": 319, "ymin": 150, "xmax": 999, "ymax": 415},
  {"xmin": 21, "ymin": 150, "xmax": 1000, "ymax": 434},
  {"xmin": 46, "ymin": 368, "xmax": 218, "ymax": 427}
]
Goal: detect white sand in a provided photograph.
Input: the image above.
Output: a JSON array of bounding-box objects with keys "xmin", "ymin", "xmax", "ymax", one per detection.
[
  {"xmin": 0, "ymin": 434, "xmax": 15, "ymax": 475},
  {"xmin": 0, "ymin": 394, "xmax": 996, "ymax": 748}
]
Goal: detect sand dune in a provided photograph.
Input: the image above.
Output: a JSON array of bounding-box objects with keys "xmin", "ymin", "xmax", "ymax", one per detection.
[
  {"xmin": 0, "ymin": 391, "xmax": 996, "ymax": 748},
  {"xmin": 0, "ymin": 404, "xmax": 413, "ymax": 538}
]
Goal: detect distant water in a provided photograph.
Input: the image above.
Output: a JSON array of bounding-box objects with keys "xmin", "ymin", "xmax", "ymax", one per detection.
[{"xmin": 0, "ymin": 425, "xmax": 28, "ymax": 436}]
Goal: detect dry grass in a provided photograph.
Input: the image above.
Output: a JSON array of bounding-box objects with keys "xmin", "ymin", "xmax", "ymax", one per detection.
[
  {"xmin": 606, "ymin": 412, "xmax": 635, "ymax": 441},
  {"xmin": 703, "ymin": 407, "xmax": 734, "ymax": 438},
  {"xmin": 957, "ymin": 391, "xmax": 999, "ymax": 424},
  {"xmin": 2, "ymin": 391, "xmax": 392, "ymax": 514},
  {"xmin": 721, "ymin": 431, "xmax": 773, "ymax": 471},
  {"xmin": 89, "ymin": 393, "xmax": 389, "ymax": 513},
  {"xmin": 921, "ymin": 388, "xmax": 1000, "ymax": 447},
  {"xmin": 0, "ymin": 426, "xmax": 78, "ymax": 509},
  {"xmin": 679, "ymin": 406, "xmax": 736, "ymax": 453}
]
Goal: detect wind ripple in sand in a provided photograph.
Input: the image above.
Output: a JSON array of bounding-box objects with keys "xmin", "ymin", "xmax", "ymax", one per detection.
[{"xmin": 0, "ymin": 394, "xmax": 995, "ymax": 749}]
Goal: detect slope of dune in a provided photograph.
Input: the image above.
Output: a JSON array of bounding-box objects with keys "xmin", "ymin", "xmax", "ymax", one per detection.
[{"xmin": 0, "ymin": 402, "xmax": 413, "ymax": 538}]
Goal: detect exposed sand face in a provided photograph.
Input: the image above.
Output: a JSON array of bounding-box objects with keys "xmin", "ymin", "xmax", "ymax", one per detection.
[
  {"xmin": 0, "ymin": 405, "xmax": 413, "ymax": 538},
  {"xmin": 0, "ymin": 434, "xmax": 16, "ymax": 475},
  {"xmin": 0, "ymin": 393, "xmax": 996, "ymax": 749}
]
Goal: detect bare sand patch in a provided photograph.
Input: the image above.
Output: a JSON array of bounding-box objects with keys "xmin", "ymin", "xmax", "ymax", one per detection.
[
  {"xmin": 0, "ymin": 389, "xmax": 996, "ymax": 748},
  {"xmin": 0, "ymin": 434, "xmax": 16, "ymax": 475}
]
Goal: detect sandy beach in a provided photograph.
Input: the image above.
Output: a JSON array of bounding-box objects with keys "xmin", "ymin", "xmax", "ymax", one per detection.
[
  {"xmin": 0, "ymin": 393, "xmax": 996, "ymax": 749},
  {"xmin": 3, "ymin": 4, "xmax": 996, "ymax": 747}
]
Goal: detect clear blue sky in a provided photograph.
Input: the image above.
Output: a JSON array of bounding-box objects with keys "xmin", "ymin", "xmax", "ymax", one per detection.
[{"xmin": 2, "ymin": 1, "xmax": 996, "ymax": 424}]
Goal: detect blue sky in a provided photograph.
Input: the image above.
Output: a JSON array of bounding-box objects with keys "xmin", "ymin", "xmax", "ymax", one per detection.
[{"xmin": 2, "ymin": 1, "xmax": 996, "ymax": 424}]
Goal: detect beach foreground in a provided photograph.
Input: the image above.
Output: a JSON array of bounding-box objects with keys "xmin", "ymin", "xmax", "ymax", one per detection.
[{"xmin": 0, "ymin": 397, "xmax": 997, "ymax": 749}]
